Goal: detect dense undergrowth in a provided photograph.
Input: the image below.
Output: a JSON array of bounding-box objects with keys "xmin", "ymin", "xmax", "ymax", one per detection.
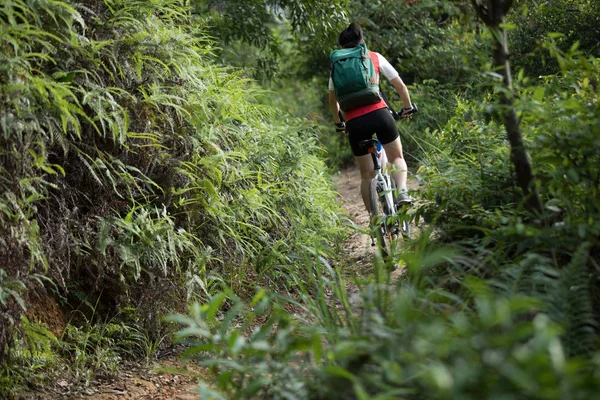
[
  {"xmin": 0, "ymin": 0, "xmax": 342, "ymax": 395},
  {"xmin": 2, "ymin": 0, "xmax": 600, "ymax": 399},
  {"xmin": 169, "ymin": 46, "xmax": 600, "ymax": 399},
  {"xmin": 167, "ymin": 3, "xmax": 600, "ymax": 400}
]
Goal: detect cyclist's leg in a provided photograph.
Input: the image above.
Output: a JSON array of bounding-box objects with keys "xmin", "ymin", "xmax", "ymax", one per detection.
[
  {"xmin": 382, "ymin": 138, "xmax": 408, "ymax": 192},
  {"xmin": 356, "ymin": 155, "xmax": 375, "ymax": 213},
  {"xmin": 346, "ymin": 113, "xmax": 377, "ymax": 213},
  {"xmin": 375, "ymin": 109, "xmax": 408, "ymax": 192}
]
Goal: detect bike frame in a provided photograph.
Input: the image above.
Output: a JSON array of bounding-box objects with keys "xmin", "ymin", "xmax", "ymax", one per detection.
[{"xmin": 367, "ymin": 142, "xmax": 395, "ymax": 217}]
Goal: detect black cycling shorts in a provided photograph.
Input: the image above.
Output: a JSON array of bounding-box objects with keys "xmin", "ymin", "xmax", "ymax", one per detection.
[{"xmin": 346, "ymin": 108, "xmax": 399, "ymax": 157}]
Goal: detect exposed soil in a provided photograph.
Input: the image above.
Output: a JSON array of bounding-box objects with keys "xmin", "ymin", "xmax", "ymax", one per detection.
[
  {"xmin": 332, "ymin": 165, "xmax": 377, "ymax": 271},
  {"xmin": 69, "ymin": 359, "xmax": 207, "ymax": 400},
  {"xmin": 24, "ymin": 293, "xmax": 68, "ymax": 339},
  {"xmin": 14, "ymin": 359, "xmax": 206, "ymax": 400}
]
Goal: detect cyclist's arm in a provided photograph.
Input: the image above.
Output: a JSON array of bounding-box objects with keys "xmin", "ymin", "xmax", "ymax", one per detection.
[
  {"xmin": 377, "ymin": 53, "xmax": 412, "ymax": 110},
  {"xmin": 328, "ymin": 90, "xmax": 342, "ymax": 123},
  {"xmin": 390, "ymin": 77, "xmax": 412, "ymax": 110}
]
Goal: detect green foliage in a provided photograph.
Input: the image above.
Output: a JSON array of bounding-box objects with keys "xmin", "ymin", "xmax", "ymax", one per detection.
[
  {"xmin": 416, "ymin": 40, "xmax": 600, "ymax": 236},
  {"xmin": 509, "ymin": 0, "xmax": 600, "ymax": 76},
  {"xmin": 61, "ymin": 321, "xmax": 147, "ymax": 383},
  {"xmin": 172, "ymin": 252, "xmax": 600, "ymax": 399},
  {"xmin": 548, "ymin": 243, "xmax": 597, "ymax": 358},
  {"xmin": 0, "ymin": 316, "xmax": 59, "ymax": 398},
  {"xmin": 168, "ymin": 252, "xmax": 363, "ymax": 399},
  {"xmin": 0, "ymin": 314, "xmax": 153, "ymax": 397},
  {"xmin": 170, "ymin": 290, "xmax": 316, "ymax": 399},
  {"xmin": 391, "ymin": 79, "xmax": 469, "ymax": 166},
  {"xmin": 97, "ymin": 205, "xmax": 207, "ymax": 284},
  {"xmin": 0, "ymin": 0, "xmax": 343, "ymax": 384},
  {"xmin": 0, "ymin": 270, "xmax": 26, "ymax": 311},
  {"xmin": 193, "ymin": 0, "xmax": 348, "ymax": 78},
  {"xmin": 522, "ymin": 47, "xmax": 600, "ymax": 241},
  {"xmin": 348, "ymin": 0, "xmax": 488, "ymax": 85},
  {"xmin": 166, "ymin": 23, "xmax": 600, "ymax": 399},
  {"xmin": 168, "ymin": 5, "xmax": 600, "ymax": 400},
  {"xmin": 410, "ymin": 99, "xmax": 509, "ymax": 239},
  {"xmin": 410, "ymin": 37, "xmax": 600, "ymax": 380},
  {"xmin": 3, "ymin": 0, "xmax": 600, "ymax": 397}
]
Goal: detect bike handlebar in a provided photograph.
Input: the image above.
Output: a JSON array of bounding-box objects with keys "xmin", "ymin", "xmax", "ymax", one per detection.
[{"xmin": 391, "ymin": 104, "xmax": 418, "ymax": 121}]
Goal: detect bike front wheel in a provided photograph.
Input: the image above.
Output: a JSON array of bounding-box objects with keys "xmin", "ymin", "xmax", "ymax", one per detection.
[
  {"xmin": 398, "ymin": 205, "xmax": 411, "ymax": 238},
  {"xmin": 389, "ymin": 178, "xmax": 411, "ymax": 239},
  {"xmin": 369, "ymin": 179, "xmax": 387, "ymax": 258}
]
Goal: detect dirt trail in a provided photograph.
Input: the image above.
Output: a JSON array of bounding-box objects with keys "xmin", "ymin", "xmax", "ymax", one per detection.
[
  {"xmin": 39, "ymin": 358, "xmax": 205, "ymax": 400},
  {"xmin": 54, "ymin": 164, "xmax": 416, "ymax": 400},
  {"xmin": 332, "ymin": 164, "xmax": 419, "ymax": 278},
  {"xmin": 332, "ymin": 165, "xmax": 376, "ymax": 270}
]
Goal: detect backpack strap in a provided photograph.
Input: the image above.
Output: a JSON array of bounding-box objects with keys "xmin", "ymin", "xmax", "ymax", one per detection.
[
  {"xmin": 370, "ymin": 52, "xmax": 399, "ymax": 118},
  {"xmin": 368, "ymin": 52, "xmax": 380, "ymax": 83}
]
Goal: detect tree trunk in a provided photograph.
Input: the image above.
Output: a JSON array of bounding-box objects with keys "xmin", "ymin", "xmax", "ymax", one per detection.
[{"xmin": 471, "ymin": 0, "xmax": 543, "ymax": 216}]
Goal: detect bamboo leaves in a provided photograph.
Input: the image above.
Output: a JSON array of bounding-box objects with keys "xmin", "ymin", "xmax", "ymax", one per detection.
[{"xmin": 1, "ymin": 1, "xmax": 343, "ymax": 377}]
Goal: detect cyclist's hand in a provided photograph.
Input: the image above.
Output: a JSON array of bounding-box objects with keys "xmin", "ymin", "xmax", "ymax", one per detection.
[
  {"xmin": 399, "ymin": 104, "xmax": 418, "ymax": 119},
  {"xmin": 335, "ymin": 122, "xmax": 346, "ymax": 134}
]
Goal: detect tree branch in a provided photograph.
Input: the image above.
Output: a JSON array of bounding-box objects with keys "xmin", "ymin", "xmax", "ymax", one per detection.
[{"xmin": 473, "ymin": 0, "xmax": 543, "ymax": 216}]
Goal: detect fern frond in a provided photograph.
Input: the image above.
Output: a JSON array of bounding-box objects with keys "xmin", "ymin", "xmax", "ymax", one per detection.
[{"xmin": 548, "ymin": 242, "xmax": 597, "ymax": 357}]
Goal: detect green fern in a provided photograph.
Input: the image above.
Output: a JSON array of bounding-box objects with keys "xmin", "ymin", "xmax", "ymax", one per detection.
[
  {"xmin": 0, "ymin": 270, "xmax": 26, "ymax": 310},
  {"xmin": 548, "ymin": 243, "xmax": 598, "ymax": 357}
]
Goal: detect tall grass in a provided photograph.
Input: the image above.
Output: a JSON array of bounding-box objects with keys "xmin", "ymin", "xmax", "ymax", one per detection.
[{"xmin": 170, "ymin": 244, "xmax": 600, "ymax": 399}]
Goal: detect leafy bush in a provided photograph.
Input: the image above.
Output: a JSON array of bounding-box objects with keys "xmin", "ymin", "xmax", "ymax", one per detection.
[
  {"xmin": 411, "ymin": 39, "xmax": 600, "ymax": 369},
  {"xmin": 0, "ymin": 312, "xmax": 154, "ymax": 397},
  {"xmin": 0, "ymin": 316, "xmax": 59, "ymax": 399},
  {"xmin": 191, "ymin": 0, "xmax": 347, "ymax": 80},
  {"xmin": 346, "ymin": 0, "xmax": 489, "ymax": 85},
  {"xmin": 0, "ymin": 0, "xmax": 343, "ymax": 382},
  {"xmin": 509, "ymin": 0, "xmax": 600, "ymax": 76},
  {"xmin": 416, "ymin": 42, "xmax": 599, "ymax": 235},
  {"xmin": 171, "ymin": 253, "xmax": 600, "ymax": 399}
]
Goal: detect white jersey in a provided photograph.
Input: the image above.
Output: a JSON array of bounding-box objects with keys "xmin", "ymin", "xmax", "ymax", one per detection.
[{"xmin": 328, "ymin": 52, "xmax": 399, "ymax": 90}]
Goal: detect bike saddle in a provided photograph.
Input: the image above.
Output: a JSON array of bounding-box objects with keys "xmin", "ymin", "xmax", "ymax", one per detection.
[{"xmin": 359, "ymin": 138, "xmax": 379, "ymax": 149}]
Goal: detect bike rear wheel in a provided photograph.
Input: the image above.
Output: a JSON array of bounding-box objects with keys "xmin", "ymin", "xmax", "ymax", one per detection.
[{"xmin": 369, "ymin": 179, "xmax": 388, "ymax": 258}]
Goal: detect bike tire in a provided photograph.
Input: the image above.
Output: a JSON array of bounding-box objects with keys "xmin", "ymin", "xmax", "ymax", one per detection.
[
  {"xmin": 380, "ymin": 181, "xmax": 395, "ymax": 243},
  {"xmin": 369, "ymin": 179, "xmax": 388, "ymax": 258},
  {"xmin": 389, "ymin": 178, "xmax": 411, "ymax": 239},
  {"xmin": 400, "ymin": 211, "xmax": 411, "ymax": 238}
]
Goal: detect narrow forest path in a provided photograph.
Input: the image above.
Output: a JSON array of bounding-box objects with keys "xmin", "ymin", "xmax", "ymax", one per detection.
[
  {"xmin": 67, "ymin": 164, "xmax": 416, "ymax": 400},
  {"xmin": 332, "ymin": 164, "xmax": 419, "ymax": 289},
  {"xmin": 332, "ymin": 165, "xmax": 376, "ymax": 270},
  {"xmin": 68, "ymin": 358, "xmax": 204, "ymax": 400}
]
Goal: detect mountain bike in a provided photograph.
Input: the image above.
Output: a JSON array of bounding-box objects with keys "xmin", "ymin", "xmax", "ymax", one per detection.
[
  {"xmin": 359, "ymin": 139, "xmax": 411, "ymax": 267},
  {"xmin": 360, "ymin": 103, "xmax": 417, "ymax": 267}
]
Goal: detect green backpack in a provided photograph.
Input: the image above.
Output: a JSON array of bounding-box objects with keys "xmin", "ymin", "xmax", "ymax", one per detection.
[{"xmin": 330, "ymin": 43, "xmax": 381, "ymax": 111}]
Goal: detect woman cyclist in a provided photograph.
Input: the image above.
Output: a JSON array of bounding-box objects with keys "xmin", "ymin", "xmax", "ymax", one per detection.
[{"xmin": 329, "ymin": 23, "xmax": 416, "ymax": 213}]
